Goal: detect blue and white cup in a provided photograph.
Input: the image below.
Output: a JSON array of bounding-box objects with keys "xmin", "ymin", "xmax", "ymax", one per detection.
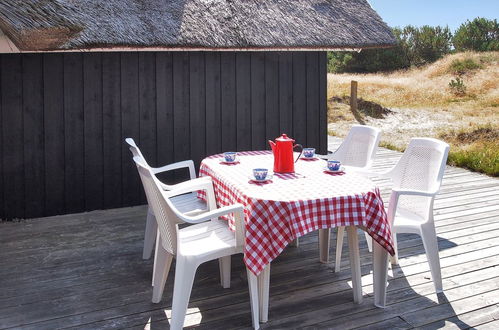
[
  {"xmin": 253, "ymin": 168, "xmax": 268, "ymax": 181},
  {"xmin": 303, "ymin": 148, "xmax": 316, "ymax": 158},
  {"xmin": 224, "ymin": 152, "xmax": 237, "ymax": 162},
  {"xmin": 327, "ymin": 160, "xmax": 341, "ymax": 171}
]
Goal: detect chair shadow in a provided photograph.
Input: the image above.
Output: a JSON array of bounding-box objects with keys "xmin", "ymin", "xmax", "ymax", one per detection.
[
  {"xmin": 141, "ymin": 231, "xmax": 469, "ymax": 329},
  {"xmin": 138, "ymin": 256, "xmax": 257, "ymax": 330},
  {"xmin": 379, "ymin": 232, "xmax": 472, "ymax": 329}
]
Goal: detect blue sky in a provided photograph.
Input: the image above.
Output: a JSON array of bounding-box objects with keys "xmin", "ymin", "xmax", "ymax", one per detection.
[{"xmin": 369, "ymin": 0, "xmax": 499, "ymax": 31}]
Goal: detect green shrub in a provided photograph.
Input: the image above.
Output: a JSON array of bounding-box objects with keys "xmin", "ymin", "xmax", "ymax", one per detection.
[
  {"xmin": 453, "ymin": 17, "xmax": 499, "ymax": 52},
  {"xmin": 449, "ymin": 77, "xmax": 467, "ymax": 96},
  {"xmin": 327, "ymin": 52, "xmax": 353, "ymax": 73},
  {"xmin": 448, "ymin": 58, "xmax": 483, "ymax": 75},
  {"xmin": 327, "ymin": 25, "xmax": 452, "ymax": 73},
  {"xmin": 407, "ymin": 25, "xmax": 453, "ymax": 66},
  {"xmin": 327, "ymin": 17, "xmax": 499, "ymax": 73}
]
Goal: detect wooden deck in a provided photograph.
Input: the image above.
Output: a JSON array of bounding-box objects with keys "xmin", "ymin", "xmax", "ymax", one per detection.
[{"xmin": 1, "ymin": 136, "xmax": 498, "ymax": 329}]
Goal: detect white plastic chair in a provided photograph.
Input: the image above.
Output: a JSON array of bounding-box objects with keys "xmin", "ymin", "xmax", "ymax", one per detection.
[
  {"xmin": 127, "ymin": 139, "xmax": 233, "ymax": 292},
  {"xmin": 330, "ymin": 124, "xmax": 381, "ymax": 170},
  {"xmin": 125, "ymin": 138, "xmax": 205, "ymax": 260},
  {"xmin": 133, "ymin": 156, "xmax": 259, "ymax": 329},
  {"xmin": 336, "ymin": 138, "xmax": 449, "ymax": 292},
  {"xmin": 313, "ymin": 125, "xmax": 381, "ymax": 267},
  {"xmin": 382, "ymin": 138, "xmax": 449, "ymax": 292}
]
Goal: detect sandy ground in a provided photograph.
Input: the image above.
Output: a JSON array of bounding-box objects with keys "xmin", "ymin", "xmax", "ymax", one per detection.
[{"xmin": 328, "ymin": 104, "xmax": 474, "ymax": 149}]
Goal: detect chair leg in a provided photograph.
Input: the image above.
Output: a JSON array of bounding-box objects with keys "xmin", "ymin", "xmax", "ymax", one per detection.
[
  {"xmin": 335, "ymin": 226, "xmax": 345, "ymax": 272},
  {"xmin": 421, "ymin": 225, "xmax": 443, "ymax": 293},
  {"xmin": 258, "ymin": 264, "xmax": 271, "ymax": 323},
  {"xmin": 152, "ymin": 230, "xmax": 160, "ymax": 286},
  {"xmin": 151, "ymin": 243, "xmax": 173, "ymax": 303},
  {"xmin": 373, "ymin": 239, "xmax": 389, "ymax": 308},
  {"xmin": 246, "ymin": 268, "xmax": 260, "ymax": 330},
  {"xmin": 219, "ymin": 256, "xmax": 231, "ymax": 289},
  {"xmin": 390, "ymin": 232, "xmax": 399, "ymax": 265},
  {"xmin": 319, "ymin": 229, "xmax": 331, "ymax": 263},
  {"xmin": 346, "ymin": 226, "xmax": 363, "ymax": 304},
  {"xmin": 143, "ymin": 208, "xmax": 157, "ymax": 260},
  {"xmin": 364, "ymin": 231, "xmax": 373, "ymax": 253},
  {"xmin": 170, "ymin": 257, "xmax": 198, "ymax": 330}
]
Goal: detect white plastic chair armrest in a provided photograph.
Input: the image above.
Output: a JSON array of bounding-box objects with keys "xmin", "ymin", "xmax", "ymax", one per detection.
[
  {"xmin": 151, "ymin": 160, "xmax": 196, "ymax": 180},
  {"xmin": 181, "ymin": 204, "xmax": 246, "ymax": 246},
  {"xmin": 386, "ymin": 187, "xmax": 438, "ymax": 225},
  {"xmin": 163, "ymin": 177, "xmax": 213, "ymax": 198},
  {"xmin": 392, "ymin": 188, "xmax": 438, "ymax": 198},
  {"xmin": 159, "ymin": 175, "xmax": 211, "ymax": 191},
  {"xmin": 179, "ymin": 204, "xmax": 244, "ymax": 224}
]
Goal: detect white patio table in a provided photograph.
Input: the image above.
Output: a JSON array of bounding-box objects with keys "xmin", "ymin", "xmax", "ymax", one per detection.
[{"xmin": 199, "ymin": 150, "xmax": 394, "ymax": 322}]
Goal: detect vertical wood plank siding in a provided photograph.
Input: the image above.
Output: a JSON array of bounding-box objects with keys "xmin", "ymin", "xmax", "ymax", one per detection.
[
  {"xmin": 0, "ymin": 51, "xmax": 327, "ymax": 219},
  {"xmin": 63, "ymin": 53, "xmax": 84, "ymax": 213},
  {"xmin": 22, "ymin": 54, "xmax": 44, "ymax": 218},
  {"xmin": 1, "ymin": 55, "xmax": 24, "ymax": 219},
  {"xmin": 83, "ymin": 53, "xmax": 104, "ymax": 211},
  {"xmin": 44, "ymin": 54, "xmax": 65, "ymax": 215}
]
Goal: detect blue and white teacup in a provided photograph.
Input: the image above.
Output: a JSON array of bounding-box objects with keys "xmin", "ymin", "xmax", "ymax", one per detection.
[
  {"xmin": 303, "ymin": 148, "xmax": 316, "ymax": 158},
  {"xmin": 327, "ymin": 160, "xmax": 341, "ymax": 171},
  {"xmin": 224, "ymin": 152, "xmax": 237, "ymax": 163},
  {"xmin": 253, "ymin": 168, "xmax": 268, "ymax": 181}
]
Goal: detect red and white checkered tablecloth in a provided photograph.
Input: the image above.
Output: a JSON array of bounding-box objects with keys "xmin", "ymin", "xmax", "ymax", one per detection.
[{"xmin": 199, "ymin": 151, "xmax": 394, "ymax": 275}]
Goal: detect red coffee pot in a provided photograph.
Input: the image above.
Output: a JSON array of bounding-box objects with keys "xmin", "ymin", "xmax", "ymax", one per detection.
[{"xmin": 268, "ymin": 134, "xmax": 303, "ymax": 173}]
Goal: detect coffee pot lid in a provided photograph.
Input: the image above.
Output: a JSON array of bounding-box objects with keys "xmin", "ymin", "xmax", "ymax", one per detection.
[{"xmin": 276, "ymin": 133, "xmax": 294, "ymax": 142}]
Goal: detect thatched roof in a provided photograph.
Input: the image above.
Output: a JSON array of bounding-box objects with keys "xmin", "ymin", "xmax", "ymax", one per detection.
[{"xmin": 0, "ymin": 0, "xmax": 396, "ymax": 51}]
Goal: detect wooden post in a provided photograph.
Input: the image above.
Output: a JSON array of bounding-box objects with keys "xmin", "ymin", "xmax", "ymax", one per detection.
[
  {"xmin": 350, "ymin": 80, "xmax": 364, "ymax": 124},
  {"xmin": 350, "ymin": 80, "xmax": 358, "ymax": 113}
]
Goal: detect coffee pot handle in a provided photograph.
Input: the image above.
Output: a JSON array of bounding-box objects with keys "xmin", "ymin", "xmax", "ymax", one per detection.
[{"xmin": 293, "ymin": 144, "xmax": 303, "ymax": 163}]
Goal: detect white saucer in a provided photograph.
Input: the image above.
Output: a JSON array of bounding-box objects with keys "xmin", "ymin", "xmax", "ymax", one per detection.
[
  {"xmin": 324, "ymin": 166, "xmax": 345, "ymax": 173},
  {"xmin": 248, "ymin": 174, "xmax": 273, "ymax": 183},
  {"xmin": 301, "ymin": 156, "xmax": 319, "ymax": 161},
  {"xmin": 220, "ymin": 159, "xmax": 239, "ymax": 165}
]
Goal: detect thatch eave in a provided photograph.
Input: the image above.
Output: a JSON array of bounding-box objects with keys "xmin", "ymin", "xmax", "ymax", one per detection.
[
  {"xmin": 0, "ymin": 0, "xmax": 396, "ymax": 52},
  {"xmin": 4, "ymin": 44, "xmax": 397, "ymax": 53}
]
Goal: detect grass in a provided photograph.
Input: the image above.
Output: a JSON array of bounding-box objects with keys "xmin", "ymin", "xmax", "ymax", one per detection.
[
  {"xmin": 327, "ymin": 51, "xmax": 499, "ymax": 111},
  {"xmin": 368, "ymin": 127, "xmax": 499, "ymax": 177},
  {"xmin": 447, "ymin": 142, "xmax": 499, "ymax": 176},
  {"xmin": 439, "ymin": 125, "xmax": 499, "ymax": 176},
  {"xmin": 378, "ymin": 141, "xmax": 405, "ymax": 153},
  {"xmin": 327, "ymin": 51, "xmax": 499, "ymax": 176}
]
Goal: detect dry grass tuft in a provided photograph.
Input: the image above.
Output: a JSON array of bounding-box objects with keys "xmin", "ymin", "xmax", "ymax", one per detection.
[{"xmin": 440, "ymin": 126, "xmax": 499, "ymax": 144}]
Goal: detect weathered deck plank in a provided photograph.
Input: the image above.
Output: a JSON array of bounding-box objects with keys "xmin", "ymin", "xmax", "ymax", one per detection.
[
  {"xmin": 0, "ymin": 136, "xmax": 498, "ymax": 329},
  {"xmin": 419, "ymin": 304, "xmax": 499, "ymax": 330}
]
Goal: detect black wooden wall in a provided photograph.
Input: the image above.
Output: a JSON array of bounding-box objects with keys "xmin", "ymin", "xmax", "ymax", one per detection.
[{"xmin": 0, "ymin": 51, "xmax": 327, "ymax": 220}]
